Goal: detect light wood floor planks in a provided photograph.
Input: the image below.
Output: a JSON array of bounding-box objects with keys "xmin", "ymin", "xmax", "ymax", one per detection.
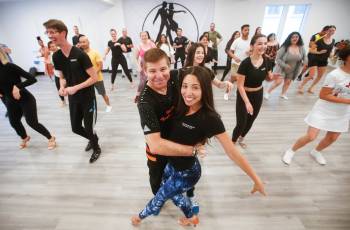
[{"xmin": 0, "ymin": 70, "xmax": 349, "ymax": 230}]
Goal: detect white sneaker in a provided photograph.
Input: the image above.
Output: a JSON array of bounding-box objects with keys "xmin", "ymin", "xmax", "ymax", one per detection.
[
  {"xmin": 223, "ymin": 93, "xmax": 229, "ymax": 100},
  {"xmin": 310, "ymin": 149, "xmax": 327, "ymax": 165},
  {"xmin": 282, "ymin": 148, "xmax": 295, "ymax": 165},
  {"xmin": 59, "ymin": 101, "xmax": 66, "ymax": 107},
  {"xmin": 280, "ymin": 95, "xmax": 288, "ymax": 100},
  {"xmin": 105, "ymin": 106, "xmax": 112, "ymax": 113},
  {"xmin": 264, "ymin": 93, "xmax": 270, "ymax": 100}
]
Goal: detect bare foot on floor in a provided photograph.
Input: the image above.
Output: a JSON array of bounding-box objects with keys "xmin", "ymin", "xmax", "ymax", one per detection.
[
  {"xmin": 131, "ymin": 215, "xmax": 141, "ymax": 226},
  {"xmin": 178, "ymin": 215, "xmax": 199, "ymax": 227}
]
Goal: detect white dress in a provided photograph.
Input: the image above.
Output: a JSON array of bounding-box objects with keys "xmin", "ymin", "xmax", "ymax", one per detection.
[{"xmin": 304, "ymin": 68, "xmax": 350, "ymax": 132}]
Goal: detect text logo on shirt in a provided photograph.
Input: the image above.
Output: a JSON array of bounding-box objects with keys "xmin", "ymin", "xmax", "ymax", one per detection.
[{"xmin": 182, "ymin": 122, "xmax": 195, "ymax": 130}]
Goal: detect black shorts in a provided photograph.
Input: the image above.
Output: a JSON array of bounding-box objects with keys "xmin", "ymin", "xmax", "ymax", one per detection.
[
  {"xmin": 308, "ymin": 54, "xmax": 328, "ymax": 67},
  {"xmin": 94, "ymin": 81, "xmax": 106, "ymax": 95}
]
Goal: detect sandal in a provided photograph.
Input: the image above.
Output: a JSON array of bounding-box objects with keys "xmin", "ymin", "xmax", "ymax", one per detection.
[
  {"xmin": 178, "ymin": 215, "xmax": 199, "ymax": 227},
  {"xmin": 19, "ymin": 136, "xmax": 30, "ymax": 149},
  {"xmin": 238, "ymin": 137, "xmax": 247, "ymax": 149},
  {"xmin": 48, "ymin": 136, "xmax": 56, "ymax": 150},
  {"xmin": 131, "ymin": 215, "xmax": 142, "ymax": 226}
]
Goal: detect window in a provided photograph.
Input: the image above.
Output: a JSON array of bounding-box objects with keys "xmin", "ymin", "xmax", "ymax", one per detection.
[
  {"xmin": 262, "ymin": 5, "xmax": 283, "ymax": 37},
  {"xmin": 262, "ymin": 4, "xmax": 310, "ymax": 42}
]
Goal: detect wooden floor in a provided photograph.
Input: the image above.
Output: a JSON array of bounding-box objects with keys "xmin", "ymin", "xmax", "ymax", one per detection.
[{"xmin": 0, "ymin": 70, "xmax": 349, "ymax": 230}]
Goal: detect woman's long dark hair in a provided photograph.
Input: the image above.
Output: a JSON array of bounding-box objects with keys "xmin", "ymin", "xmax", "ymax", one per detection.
[
  {"xmin": 267, "ymin": 33, "xmax": 276, "ymax": 42},
  {"xmin": 156, "ymin": 34, "xmax": 169, "ymax": 48},
  {"xmin": 231, "ymin": 30, "xmax": 240, "ymax": 40},
  {"xmin": 281, "ymin": 31, "xmax": 304, "ymax": 49},
  {"xmin": 184, "ymin": 43, "xmax": 205, "ymax": 67},
  {"xmin": 176, "ymin": 66, "xmax": 220, "ymax": 119}
]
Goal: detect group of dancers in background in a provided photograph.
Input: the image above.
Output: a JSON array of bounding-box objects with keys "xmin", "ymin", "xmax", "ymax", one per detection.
[{"xmin": 0, "ymin": 18, "xmax": 349, "ymax": 226}]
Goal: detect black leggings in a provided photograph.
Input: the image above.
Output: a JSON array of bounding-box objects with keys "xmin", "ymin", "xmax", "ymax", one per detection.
[
  {"xmin": 232, "ymin": 88, "xmax": 263, "ymax": 142},
  {"xmin": 221, "ymin": 56, "xmax": 232, "ymax": 81},
  {"xmin": 69, "ymin": 98, "xmax": 99, "ymax": 150},
  {"xmin": 111, "ymin": 57, "xmax": 132, "ymax": 84},
  {"xmin": 5, "ymin": 92, "xmax": 52, "ymax": 140},
  {"xmin": 212, "ymin": 49, "xmax": 218, "ymax": 72},
  {"xmin": 54, "ymin": 77, "xmax": 64, "ymax": 101}
]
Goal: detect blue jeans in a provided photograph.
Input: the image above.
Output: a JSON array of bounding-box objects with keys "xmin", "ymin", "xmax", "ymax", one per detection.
[{"xmin": 139, "ymin": 158, "xmax": 201, "ymax": 219}]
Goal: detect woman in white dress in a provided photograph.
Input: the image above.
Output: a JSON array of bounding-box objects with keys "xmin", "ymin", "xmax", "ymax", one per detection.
[{"xmin": 282, "ymin": 48, "xmax": 350, "ymax": 165}]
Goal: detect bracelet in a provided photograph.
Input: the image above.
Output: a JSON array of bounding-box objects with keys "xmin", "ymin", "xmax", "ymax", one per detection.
[{"xmin": 192, "ymin": 146, "xmax": 198, "ymax": 157}]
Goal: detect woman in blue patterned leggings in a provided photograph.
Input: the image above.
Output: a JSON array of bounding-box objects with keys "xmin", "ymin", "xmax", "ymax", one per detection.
[{"xmin": 131, "ymin": 66, "xmax": 266, "ymax": 227}]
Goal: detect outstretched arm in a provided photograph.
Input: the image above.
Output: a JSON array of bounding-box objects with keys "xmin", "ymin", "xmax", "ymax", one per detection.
[
  {"xmin": 215, "ymin": 132, "xmax": 266, "ymax": 195},
  {"xmin": 173, "ymin": 10, "xmax": 186, "ymax": 13}
]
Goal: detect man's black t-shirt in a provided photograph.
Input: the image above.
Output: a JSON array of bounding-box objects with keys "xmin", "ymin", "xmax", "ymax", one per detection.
[
  {"xmin": 108, "ymin": 40, "xmax": 124, "ymax": 59},
  {"xmin": 174, "ymin": 36, "xmax": 188, "ymax": 55},
  {"xmin": 72, "ymin": 34, "xmax": 84, "ymax": 46},
  {"xmin": 117, "ymin": 36, "xmax": 133, "ymax": 53},
  {"xmin": 137, "ymin": 70, "xmax": 180, "ymax": 161},
  {"xmin": 52, "ymin": 46, "xmax": 95, "ymax": 102},
  {"xmin": 165, "ymin": 109, "xmax": 225, "ymax": 171},
  {"xmin": 237, "ymin": 57, "xmax": 271, "ymax": 88}
]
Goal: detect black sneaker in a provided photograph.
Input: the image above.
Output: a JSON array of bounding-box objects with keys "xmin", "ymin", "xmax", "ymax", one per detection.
[
  {"xmin": 85, "ymin": 141, "xmax": 92, "ymax": 151},
  {"xmin": 89, "ymin": 146, "xmax": 101, "ymax": 163}
]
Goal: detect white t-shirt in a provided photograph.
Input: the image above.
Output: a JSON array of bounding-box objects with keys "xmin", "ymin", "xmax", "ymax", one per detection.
[
  {"xmin": 159, "ymin": 44, "xmax": 174, "ymax": 58},
  {"xmin": 308, "ymin": 68, "xmax": 350, "ymax": 120},
  {"xmin": 230, "ymin": 37, "xmax": 250, "ymax": 65}
]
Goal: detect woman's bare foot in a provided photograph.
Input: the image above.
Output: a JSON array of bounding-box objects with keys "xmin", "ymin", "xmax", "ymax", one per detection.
[
  {"xmin": 131, "ymin": 215, "xmax": 142, "ymax": 226},
  {"xmin": 19, "ymin": 136, "xmax": 31, "ymax": 149},
  {"xmin": 307, "ymin": 88, "xmax": 315, "ymax": 94},
  {"xmin": 297, "ymin": 85, "xmax": 304, "ymax": 94},
  {"xmin": 48, "ymin": 136, "xmax": 56, "ymax": 150},
  {"xmin": 178, "ymin": 215, "xmax": 199, "ymax": 227}
]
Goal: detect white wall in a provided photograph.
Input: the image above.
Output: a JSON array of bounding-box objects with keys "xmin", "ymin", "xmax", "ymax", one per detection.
[
  {"xmin": 0, "ymin": 0, "xmax": 125, "ymax": 70},
  {"xmin": 1, "ymin": 0, "xmax": 349, "ymax": 69},
  {"xmin": 214, "ymin": 0, "xmax": 350, "ymax": 65}
]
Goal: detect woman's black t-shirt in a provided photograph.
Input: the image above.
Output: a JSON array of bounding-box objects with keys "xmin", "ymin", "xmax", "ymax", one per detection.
[
  {"xmin": 237, "ymin": 57, "xmax": 271, "ymax": 88},
  {"xmin": 0, "ymin": 62, "xmax": 37, "ymax": 100},
  {"xmin": 205, "ymin": 47, "xmax": 215, "ymax": 63},
  {"xmin": 108, "ymin": 40, "xmax": 124, "ymax": 59},
  {"xmin": 315, "ymin": 38, "xmax": 335, "ymax": 60},
  {"xmin": 165, "ymin": 108, "xmax": 225, "ymax": 171}
]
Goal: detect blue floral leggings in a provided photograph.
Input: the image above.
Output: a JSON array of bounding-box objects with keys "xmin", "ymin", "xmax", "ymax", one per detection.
[{"xmin": 139, "ymin": 158, "xmax": 201, "ymax": 219}]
